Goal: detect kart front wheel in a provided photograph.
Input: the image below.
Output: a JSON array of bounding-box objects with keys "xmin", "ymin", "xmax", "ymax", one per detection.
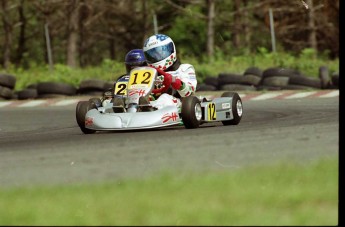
[
  {"xmin": 76, "ymin": 101, "xmax": 96, "ymax": 134},
  {"xmin": 221, "ymin": 92, "xmax": 243, "ymax": 125},
  {"xmin": 181, "ymin": 96, "xmax": 202, "ymax": 129}
]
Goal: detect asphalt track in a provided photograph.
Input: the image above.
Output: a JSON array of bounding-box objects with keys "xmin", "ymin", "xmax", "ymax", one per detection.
[{"xmin": 0, "ymin": 93, "xmax": 339, "ymax": 188}]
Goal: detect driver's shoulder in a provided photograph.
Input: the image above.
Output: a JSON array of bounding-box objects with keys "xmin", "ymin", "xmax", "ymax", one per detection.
[
  {"xmin": 179, "ymin": 63, "xmax": 194, "ymax": 71},
  {"xmin": 168, "ymin": 63, "xmax": 195, "ymax": 74}
]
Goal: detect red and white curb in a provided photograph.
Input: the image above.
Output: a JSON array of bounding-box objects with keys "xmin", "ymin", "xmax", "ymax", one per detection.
[{"xmin": 0, "ymin": 90, "xmax": 339, "ymax": 108}]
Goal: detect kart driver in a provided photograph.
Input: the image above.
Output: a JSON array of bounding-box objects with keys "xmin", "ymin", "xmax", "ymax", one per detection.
[
  {"xmin": 101, "ymin": 49, "xmax": 147, "ymax": 107},
  {"xmin": 141, "ymin": 33, "xmax": 197, "ymax": 111}
]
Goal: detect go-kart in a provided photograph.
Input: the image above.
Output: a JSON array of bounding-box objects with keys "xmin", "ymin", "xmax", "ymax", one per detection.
[{"xmin": 76, "ymin": 66, "xmax": 243, "ymax": 134}]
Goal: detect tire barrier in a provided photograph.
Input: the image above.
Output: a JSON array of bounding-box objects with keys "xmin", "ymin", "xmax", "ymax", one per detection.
[
  {"xmin": 197, "ymin": 66, "xmax": 339, "ymax": 92},
  {"xmin": 0, "ymin": 74, "xmax": 16, "ymax": 100},
  {"xmin": 77, "ymin": 79, "xmax": 107, "ymax": 95},
  {"xmin": 0, "ymin": 65, "xmax": 339, "ymax": 100}
]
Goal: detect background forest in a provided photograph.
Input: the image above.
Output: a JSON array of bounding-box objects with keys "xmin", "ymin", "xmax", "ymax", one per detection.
[{"xmin": 0, "ymin": 0, "xmax": 339, "ymax": 90}]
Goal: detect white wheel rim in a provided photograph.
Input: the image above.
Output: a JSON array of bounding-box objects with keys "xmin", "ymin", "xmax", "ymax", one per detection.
[
  {"xmin": 195, "ymin": 103, "xmax": 202, "ymax": 121},
  {"xmin": 236, "ymin": 100, "xmax": 243, "ymax": 117}
]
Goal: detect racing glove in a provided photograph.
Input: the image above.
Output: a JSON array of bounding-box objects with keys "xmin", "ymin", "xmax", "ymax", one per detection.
[{"xmin": 153, "ymin": 67, "xmax": 183, "ymax": 90}]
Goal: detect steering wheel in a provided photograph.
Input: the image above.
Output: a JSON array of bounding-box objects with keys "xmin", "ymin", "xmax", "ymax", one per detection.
[{"xmin": 151, "ymin": 69, "xmax": 172, "ymax": 94}]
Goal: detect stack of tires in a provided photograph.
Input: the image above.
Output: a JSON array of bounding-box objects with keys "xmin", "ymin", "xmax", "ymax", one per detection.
[
  {"xmin": 197, "ymin": 67, "xmax": 261, "ymax": 92},
  {"xmin": 17, "ymin": 79, "xmax": 115, "ymax": 100},
  {"xmin": 3, "ymin": 77, "xmax": 115, "ymax": 100},
  {"xmin": 258, "ymin": 67, "xmax": 321, "ymax": 90},
  {"xmin": 17, "ymin": 82, "xmax": 77, "ymax": 100},
  {"xmin": 0, "ymin": 74, "xmax": 16, "ymax": 100},
  {"xmin": 197, "ymin": 66, "xmax": 338, "ymax": 92},
  {"xmin": 77, "ymin": 79, "xmax": 114, "ymax": 96}
]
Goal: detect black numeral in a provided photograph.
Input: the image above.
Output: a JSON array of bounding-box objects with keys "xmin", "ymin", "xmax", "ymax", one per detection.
[
  {"xmin": 116, "ymin": 83, "xmax": 126, "ymax": 95},
  {"xmin": 142, "ymin": 72, "xmax": 151, "ymax": 84}
]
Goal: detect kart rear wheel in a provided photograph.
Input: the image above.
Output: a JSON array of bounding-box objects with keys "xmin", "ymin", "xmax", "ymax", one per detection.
[
  {"xmin": 181, "ymin": 96, "xmax": 202, "ymax": 129},
  {"xmin": 76, "ymin": 101, "xmax": 96, "ymax": 134},
  {"xmin": 221, "ymin": 92, "xmax": 243, "ymax": 125}
]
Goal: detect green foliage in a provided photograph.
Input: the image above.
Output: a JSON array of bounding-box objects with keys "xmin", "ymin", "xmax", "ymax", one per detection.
[
  {"xmin": 167, "ymin": 5, "xmax": 207, "ymax": 58},
  {"xmin": 0, "ymin": 1, "xmax": 339, "ymax": 69}
]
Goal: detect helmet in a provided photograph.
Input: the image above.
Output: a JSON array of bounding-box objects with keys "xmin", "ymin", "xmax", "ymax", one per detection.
[
  {"xmin": 125, "ymin": 49, "xmax": 147, "ymax": 73},
  {"xmin": 143, "ymin": 34, "xmax": 177, "ymax": 70}
]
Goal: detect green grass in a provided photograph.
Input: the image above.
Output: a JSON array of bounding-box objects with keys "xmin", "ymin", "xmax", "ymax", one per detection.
[{"xmin": 0, "ymin": 157, "xmax": 338, "ymax": 226}]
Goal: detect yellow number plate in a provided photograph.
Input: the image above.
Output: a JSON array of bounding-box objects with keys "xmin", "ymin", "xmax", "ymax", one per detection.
[
  {"xmin": 114, "ymin": 81, "xmax": 128, "ymax": 96},
  {"xmin": 207, "ymin": 102, "xmax": 217, "ymax": 121},
  {"xmin": 128, "ymin": 68, "xmax": 155, "ymax": 88}
]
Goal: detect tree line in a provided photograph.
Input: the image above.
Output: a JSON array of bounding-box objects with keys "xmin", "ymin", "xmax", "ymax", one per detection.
[{"xmin": 0, "ymin": 0, "xmax": 339, "ymax": 70}]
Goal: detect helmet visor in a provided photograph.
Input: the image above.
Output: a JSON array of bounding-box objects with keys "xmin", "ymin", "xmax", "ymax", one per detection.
[{"xmin": 144, "ymin": 42, "xmax": 174, "ymax": 64}]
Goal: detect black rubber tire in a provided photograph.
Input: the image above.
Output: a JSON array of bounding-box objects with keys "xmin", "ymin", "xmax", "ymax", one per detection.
[
  {"xmin": 221, "ymin": 92, "xmax": 242, "ymax": 125},
  {"xmin": 12, "ymin": 92, "xmax": 18, "ymax": 100},
  {"xmin": 262, "ymin": 76, "xmax": 290, "ymax": 87},
  {"xmin": 0, "ymin": 74, "xmax": 16, "ymax": 89},
  {"xmin": 17, "ymin": 88, "xmax": 38, "ymax": 100},
  {"xmin": 78, "ymin": 79, "xmax": 107, "ymax": 93},
  {"xmin": 37, "ymin": 82, "xmax": 77, "ymax": 96},
  {"xmin": 196, "ymin": 83, "xmax": 217, "ymax": 91},
  {"xmin": 220, "ymin": 84, "xmax": 256, "ymax": 91},
  {"xmin": 242, "ymin": 74, "xmax": 262, "ymax": 86},
  {"xmin": 103, "ymin": 81, "xmax": 115, "ymax": 91},
  {"xmin": 262, "ymin": 67, "xmax": 300, "ymax": 78},
  {"xmin": 218, "ymin": 73, "xmax": 245, "ymax": 85},
  {"xmin": 26, "ymin": 83, "xmax": 37, "ymax": 89},
  {"xmin": 243, "ymin": 67, "xmax": 263, "ymax": 77},
  {"xmin": 204, "ymin": 76, "xmax": 219, "ymax": 88},
  {"xmin": 76, "ymin": 101, "xmax": 96, "ymax": 134},
  {"xmin": 181, "ymin": 96, "xmax": 202, "ymax": 129},
  {"xmin": 289, "ymin": 75, "xmax": 321, "ymax": 89},
  {"xmin": 0, "ymin": 85, "xmax": 13, "ymax": 99}
]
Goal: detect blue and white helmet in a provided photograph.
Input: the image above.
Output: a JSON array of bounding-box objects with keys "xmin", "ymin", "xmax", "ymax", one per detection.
[
  {"xmin": 125, "ymin": 49, "xmax": 146, "ymax": 73},
  {"xmin": 143, "ymin": 34, "xmax": 177, "ymax": 70}
]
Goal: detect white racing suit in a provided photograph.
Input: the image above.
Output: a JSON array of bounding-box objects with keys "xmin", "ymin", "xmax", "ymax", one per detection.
[{"xmin": 150, "ymin": 63, "xmax": 197, "ymax": 111}]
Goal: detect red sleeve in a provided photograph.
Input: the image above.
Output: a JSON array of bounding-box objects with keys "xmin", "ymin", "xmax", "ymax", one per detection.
[{"xmin": 151, "ymin": 66, "xmax": 182, "ymax": 90}]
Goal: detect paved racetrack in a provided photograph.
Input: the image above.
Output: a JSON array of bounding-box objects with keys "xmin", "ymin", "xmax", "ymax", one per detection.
[{"xmin": 0, "ymin": 94, "xmax": 339, "ymax": 188}]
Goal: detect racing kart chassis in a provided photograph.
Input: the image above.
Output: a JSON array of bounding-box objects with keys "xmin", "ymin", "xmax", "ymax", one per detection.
[{"xmin": 76, "ymin": 67, "xmax": 243, "ymax": 134}]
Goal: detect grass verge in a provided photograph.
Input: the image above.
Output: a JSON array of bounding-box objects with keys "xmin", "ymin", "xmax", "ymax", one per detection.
[{"xmin": 0, "ymin": 157, "xmax": 338, "ymax": 226}]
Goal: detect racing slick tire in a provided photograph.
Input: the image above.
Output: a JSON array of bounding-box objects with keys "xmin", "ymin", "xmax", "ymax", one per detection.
[
  {"xmin": 221, "ymin": 92, "xmax": 243, "ymax": 125},
  {"xmin": 181, "ymin": 96, "xmax": 202, "ymax": 129},
  {"xmin": 76, "ymin": 101, "xmax": 96, "ymax": 134}
]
